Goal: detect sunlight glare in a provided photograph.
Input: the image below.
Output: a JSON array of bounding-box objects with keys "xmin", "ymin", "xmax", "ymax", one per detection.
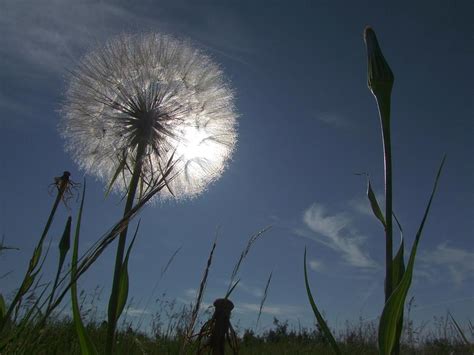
[{"xmin": 177, "ymin": 126, "xmax": 216, "ymax": 162}]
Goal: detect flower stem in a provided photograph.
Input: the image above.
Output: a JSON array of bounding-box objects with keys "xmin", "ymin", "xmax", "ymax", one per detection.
[
  {"xmin": 105, "ymin": 142, "xmax": 146, "ymax": 355},
  {"xmin": 0, "ymin": 175, "xmax": 66, "ymax": 332},
  {"xmin": 376, "ymin": 91, "xmax": 394, "ymax": 303}
]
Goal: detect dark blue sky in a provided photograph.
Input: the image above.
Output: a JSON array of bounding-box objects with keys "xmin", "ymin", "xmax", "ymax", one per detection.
[{"xmin": 1, "ymin": 0, "xmax": 473, "ymax": 333}]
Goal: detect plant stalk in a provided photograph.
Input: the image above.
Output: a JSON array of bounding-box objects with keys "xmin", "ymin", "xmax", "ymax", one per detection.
[
  {"xmin": 376, "ymin": 90, "xmax": 394, "ymax": 303},
  {"xmin": 105, "ymin": 142, "xmax": 146, "ymax": 355},
  {"xmin": 0, "ymin": 175, "xmax": 66, "ymax": 333}
]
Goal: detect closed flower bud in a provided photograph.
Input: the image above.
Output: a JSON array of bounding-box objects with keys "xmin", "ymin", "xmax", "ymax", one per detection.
[{"xmin": 364, "ymin": 27, "xmax": 394, "ymax": 98}]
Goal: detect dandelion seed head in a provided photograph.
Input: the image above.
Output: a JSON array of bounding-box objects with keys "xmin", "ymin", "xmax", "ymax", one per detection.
[{"xmin": 60, "ymin": 33, "xmax": 238, "ymax": 200}]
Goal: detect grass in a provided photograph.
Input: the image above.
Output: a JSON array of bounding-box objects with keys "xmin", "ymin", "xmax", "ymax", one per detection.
[{"xmin": 1, "ymin": 299, "xmax": 472, "ymax": 354}]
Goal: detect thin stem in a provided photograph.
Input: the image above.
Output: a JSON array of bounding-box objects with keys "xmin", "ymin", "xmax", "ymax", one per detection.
[
  {"xmin": 376, "ymin": 91, "xmax": 394, "ymax": 303},
  {"xmin": 105, "ymin": 142, "xmax": 146, "ymax": 355},
  {"xmin": 0, "ymin": 178, "xmax": 65, "ymax": 332}
]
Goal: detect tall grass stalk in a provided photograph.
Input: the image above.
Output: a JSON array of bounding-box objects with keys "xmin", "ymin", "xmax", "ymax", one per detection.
[
  {"xmin": 181, "ymin": 234, "xmax": 218, "ymax": 354},
  {"xmin": 256, "ymin": 271, "xmax": 273, "ymax": 330}
]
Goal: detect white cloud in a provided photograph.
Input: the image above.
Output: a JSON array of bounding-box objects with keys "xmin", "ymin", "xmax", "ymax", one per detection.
[
  {"xmin": 236, "ymin": 303, "xmax": 302, "ymax": 317},
  {"xmin": 309, "ymin": 259, "xmax": 324, "ymax": 272},
  {"xmin": 125, "ymin": 307, "xmax": 151, "ymax": 317},
  {"xmin": 235, "ymin": 281, "xmax": 264, "ymax": 298},
  {"xmin": 0, "ymin": 0, "xmax": 256, "ymax": 78},
  {"xmin": 420, "ymin": 243, "xmax": 474, "ymax": 286},
  {"xmin": 316, "ymin": 112, "xmax": 353, "ymax": 129},
  {"xmin": 184, "ymin": 288, "xmax": 197, "ymax": 299},
  {"xmin": 349, "ymin": 196, "xmax": 373, "ymax": 217},
  {"xmin": 300, "ymin": 203, "xmax": 378, "ymax": 268}
]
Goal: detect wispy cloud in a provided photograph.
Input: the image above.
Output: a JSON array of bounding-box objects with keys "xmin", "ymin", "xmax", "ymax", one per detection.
[
  {"xmin": 125, "ymin": 307, "xmax": 151, "ymax": 317},
  {"xmin": 419, "ymin": 243, "xmax": 474, "ymax": 286},
  {"xmin": 309, "ymin": 259, "xmax": 325, "ymax": 272},
  {"xmin": 297, "ymin": 203, "xmax": 378, "ymax": 269},
  {"xmin": 0, "ymin": 0, "xmax": 157, "ymax": 76},
  {"xmin": 0, "ymin": 0, "xmax": 256, "ymax": 78},
  {"xmin": 184, "ymin": 288, "xmax": 197, "ymax": 299},
  {"xmin": 236, "ymin": 303, "xmax": 303, "ymax": 318},
  {"xmin": 235, "ymin": 281, "xmax": 264, "ymax": 298},
  {"xmin": 316, "ymin": 112, "xmax": 353, "ymax": 130}
]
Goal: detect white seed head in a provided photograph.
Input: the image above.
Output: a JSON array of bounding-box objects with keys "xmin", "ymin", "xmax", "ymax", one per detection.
[{"xmin": 60, "ymin": 33, "xmax": 238, "ymax": 200}]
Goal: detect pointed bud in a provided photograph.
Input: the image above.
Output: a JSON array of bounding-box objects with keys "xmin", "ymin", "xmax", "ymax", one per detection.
[
  {"xmin": 364, "ymin": 27, "xmax": 394, "ymax": 98},
  {"xmin": 58, "ymin": 217, "xmax": 72, "ymax": 263}
]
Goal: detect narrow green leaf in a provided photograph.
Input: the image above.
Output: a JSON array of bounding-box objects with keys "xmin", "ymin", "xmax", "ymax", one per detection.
[
  {"xmin": 304, "ymin": 248, "xmax": 341, "ymax": 355},
  {"xmin": 19, "ymin": 275, "xmax": 34, "ymax": 295},
  {"xmin": 0, "ymin": 294, "xmax": 5, "ymax": 323},
  {"xmin": 367, "ymin": 179, "xmax": 386, "ymax": 228},
  {"xmin": 225, "ymin": 279, "xmax": 240, "ymax": 299},
  {"xmin": 105, "ymin": 157, "xmax": 127, "ymax": 198},
  {"xmin": 28, "ymin": 246, "xmax": 42, "ymax": 273},
  {"xmin": 448, "ymin": 312, "xmax": 473, "ymax": 348},
  {"xmin": 58, "ymin": 217, "xmax": 72, "ymax": 270},
  {"xmin": 116, "ymin": 221, "xmax": 140, "ymax": 320},
  {"xmin": 71, "ymin": 181, "xmax": 98, "ymax": 355},
  {"xmin": 378, "ymin": 156, "xmax": 445, "ymax": 355},
  {"xmin": 391, "ymin": 213, "xmax": 405, "ymax": 291},
  {"xmin": 47, "ymin": 216, "xmax": 72, "ymax": 314}
]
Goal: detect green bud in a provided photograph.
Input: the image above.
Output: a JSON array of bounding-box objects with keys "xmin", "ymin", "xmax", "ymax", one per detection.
[{"xmin": 364, "ymin": 27, "xmax": 394, "ymax": 98}]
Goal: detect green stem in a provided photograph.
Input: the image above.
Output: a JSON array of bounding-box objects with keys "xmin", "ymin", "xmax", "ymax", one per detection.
[
  {"xmin": 376, "ymin": 91, "xmax": 394, "ymax": 303},
  {"xmin": 0, "ymin": 178, "xmax": 65, "ymax": 333},
  {"xmin": 105, "ymin": 142, "xmax": 146, "ymax": 355}
]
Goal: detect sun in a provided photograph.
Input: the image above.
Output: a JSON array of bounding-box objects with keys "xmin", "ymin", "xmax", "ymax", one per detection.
[{"xmin": 177, "ymin": 125, "xmax": 219, "ymax": 164}]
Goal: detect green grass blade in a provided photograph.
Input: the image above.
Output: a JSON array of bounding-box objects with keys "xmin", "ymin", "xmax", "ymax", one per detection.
[
  {"xmin": 367, "ymin": 179, "xmax": 386, "ymax": 228},
  {"xmin": 256, "ymin": 271, "xmax": 273, "ymax": 329},
  {"xmin": 304, "ymin": 248, "xmax": 341, "ymax": 355},
  {"xmin": 448, "ymin": 312, "xmax": 473, "ymax": 348},
  {"xmin": 115, "ymin": 221, "xmax": 140, "ymax": 321},
  {"xmin": 71, "ymin": 181, "xmax": 98, "ymax": 355},
  {"xmin": 0, "ymin": 294, "xmax": 5, "ymax": 323},
  {"xmin": 47, "ymin": 216, "xmax": 72, "ymax": 313},
  {"xmin": 225, "ymin": 279, "xmax": 240, "ymax": 299},
  {"xmin": 58, "ymin": 216, "xmax": 72, "ymax": 267},
  {"xmin": 29, "ymin": 246, "xmax": 42, "ymax": 272},
  {"xmin": 391, "ymin": 212, "xmax": 405, "ymax": 292},
  {"xmin": 105, "ymin": 157, "xmax": 127, "ymax": 198},
  {"xmin": 378, "ymin": 156, "xmax": 445, "ymax": 355}
]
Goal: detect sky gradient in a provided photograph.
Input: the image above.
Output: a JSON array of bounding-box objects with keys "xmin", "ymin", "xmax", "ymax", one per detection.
[{"xmin": 1, "ymin": 0, "xmax": 473, "ymax": 334}]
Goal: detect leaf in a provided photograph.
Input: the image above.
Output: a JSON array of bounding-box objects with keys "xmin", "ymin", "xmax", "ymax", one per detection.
[
  {"xmin": 390, "ymin": 216, "xmax": 405, "ymax": 355},
  {"xmin": 225, "ymin": 279, "xmax": 240, "ymax": 299},
  {"xmin": 70, "ymin": 181, "xmax": 98, "ymax": 355},
  {"xmin": 0, "ymin": 294, "xmax": 5, "ymax": 323},
  {"xmin": 28, "ymin": 245, "xmax": 42, "ymax": 273},
  {"xmin": 115, "ymin": 221, "xmax": 140, "ymax": 320},
  {"xmin": 367, "ymin": 179, "xmax": 386, "ymax": 228},
  {"xmin": 391, "ymin": 213, "xmax": 405, "ymax": 290},
  {"xmin": 304, "ymin": 248, "xmax": 341, "ymax": 355},
  {"xmin": 378, "ymin": 156, "xmax": 445, "ymax": 355},
  {"xmin": 105, "ymin": 156, "xmax": 127, "ymax": 198},
  {"xmin": 19, "ymin": 275, "xmax": 34, "ymax": 295},
  {"xmin": 58, "ymin": 217, "xmax": 72, "ymax": 271}
]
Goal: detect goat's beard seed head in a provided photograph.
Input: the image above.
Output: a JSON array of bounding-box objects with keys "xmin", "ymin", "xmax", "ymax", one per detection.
[{"xmin": 59, "ymin": 33, "xmax": 238, "ymax": 200}]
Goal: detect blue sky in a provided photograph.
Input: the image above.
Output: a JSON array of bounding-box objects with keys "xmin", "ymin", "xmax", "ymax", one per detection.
[{"xmin": 1, "ymin": 0, "xmax": 473, "ymax": 334}]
